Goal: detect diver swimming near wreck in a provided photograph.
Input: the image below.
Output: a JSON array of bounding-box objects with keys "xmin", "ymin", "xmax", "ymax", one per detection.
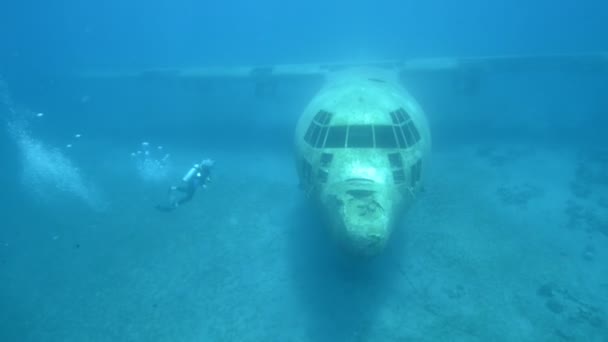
[{"xmin": 155, "ymin": 158, "xmax": 215, "ymax": 212}]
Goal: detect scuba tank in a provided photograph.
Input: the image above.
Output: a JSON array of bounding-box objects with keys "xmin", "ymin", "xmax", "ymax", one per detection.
[{"xmin": 182, "ymin": 164, "xmax": 200, "ymax": 182}]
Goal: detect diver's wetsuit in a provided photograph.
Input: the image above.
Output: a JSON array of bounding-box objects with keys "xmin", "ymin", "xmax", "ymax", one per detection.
[{"xmin": 155, "ymin": 166, "xmax": 211, "ymax": 212}]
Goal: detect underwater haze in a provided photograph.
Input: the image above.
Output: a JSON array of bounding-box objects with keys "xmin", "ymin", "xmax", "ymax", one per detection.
[{"xmin": 1, "ymin": 0, "xmax": 607, "ymax": 341}]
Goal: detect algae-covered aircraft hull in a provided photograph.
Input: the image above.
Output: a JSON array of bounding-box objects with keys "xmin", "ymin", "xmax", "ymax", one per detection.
[{"xmin": 294, "ymin": 68, "xmax": 431, "ymax": 255}]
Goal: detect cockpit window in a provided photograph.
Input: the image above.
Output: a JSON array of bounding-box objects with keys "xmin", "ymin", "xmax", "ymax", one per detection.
[
  {"xmin": 303, "ymin": 108, "xmax": 420, "ymax": 149},
  {"xmin": 401, "ymin": 125, "xmax": 415, "ymax": 147},
  {"xmin": 311, "ymin": 124, "xmax": 411, "ymax": 149},
  {"xmin": 407, "ymin": 121, "xmax": 421, "ymax": 142},
  {"xmin": 374, "ymin": 126, "xmax": 398, "ymax": 148},
  {"xmin": 314, "ymin": 110, "xmax": 333, "ymax": 125},
  {"xmin": 390, "ymin": 108, "xmax": 410, "ymax": 124},
  {"xmin": 394, "ymin": 126, "xmax": 408, "ymax": 148},
  {"xmin": 387, "ymin": 152, "xmax": 406, "ymax": 184},
  {"xmin": 393, "ymin": 169, "xmax": 405, "ymax": 184},
  {"xmin": 390, "ymin": 107, "xmax": 421, "ymax": 148},
  {"xmin": 388, "ymin": 152, "xmax": 403, "ymax": 169},
  {"xmin": 320, "ymin": 153, "xmax": 333, "ymax": 167},
  {"xmin": 316, "ymin": 153, "xmax": 333, "ymax": 183},
  {"xmin": 374, "ymin": 125, "xmax": 399, "ymax": 148},
  {"xmin": 315, "ymin": 126, "xmax": 329, "ymax": 147},
  {"xmin": 305, "ymin": 110, "xmax": 333, "ymax": 147},
  {"xmin": 304, "ymin": 123, "xmax": 318, "ymax": 145},
  {"xmin": 411, "ymin": 159, "xmax": 422, "ymax": 187},
  {"xmin": 347, "ymin": 125, "xmax": 374, "ymax": 148},
  {"xmin": 317, "ymin": 169, "xmax": 329, "ymax": 183},
  {"xmin": 325, "ymin": 126, "xmax": 347, "ymax": 148}
]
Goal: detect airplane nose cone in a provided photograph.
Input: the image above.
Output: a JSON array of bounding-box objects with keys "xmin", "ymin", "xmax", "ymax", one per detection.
[
  {"xmin": 323, "ymin": 184, "xmax": 395, "ymax": 256},
  {"xmin": 341, "ymin": 200, "xmax": 390, "ymax": 256}
]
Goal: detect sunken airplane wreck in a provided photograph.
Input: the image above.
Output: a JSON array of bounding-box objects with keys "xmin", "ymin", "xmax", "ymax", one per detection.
[
  {"xmin": 294, "ymin": 69, "xmax": 430, "ymax": 255},
  {"xmin": 80, "ymin": 53, "xmax": 607, "ymax": 256}
]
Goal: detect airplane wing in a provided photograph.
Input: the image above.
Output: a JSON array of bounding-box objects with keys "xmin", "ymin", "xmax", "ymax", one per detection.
[{"xmin": 78, "ymin": 52, "xmax": 608, "ymax": 81}]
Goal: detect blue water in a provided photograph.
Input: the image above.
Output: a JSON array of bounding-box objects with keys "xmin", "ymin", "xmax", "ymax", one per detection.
[{"xmin": 1, "ymin": 1, "xmax": 607, "ymax": 341}]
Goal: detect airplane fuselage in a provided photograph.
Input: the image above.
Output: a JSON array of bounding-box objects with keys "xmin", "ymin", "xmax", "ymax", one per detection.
[{"xmin": 294, "ymin": 68, "xmax": 431, "ymax": 256}]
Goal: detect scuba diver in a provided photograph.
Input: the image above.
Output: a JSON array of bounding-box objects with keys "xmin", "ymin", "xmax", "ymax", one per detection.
[{"xmin": 155, "ymin": 158, "xmax": 215, "ymax": 212}]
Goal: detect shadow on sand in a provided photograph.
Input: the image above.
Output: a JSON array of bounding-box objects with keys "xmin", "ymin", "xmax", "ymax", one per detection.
[{"xmin": 286, "ymin": 201, "xmax": 406, "ymax": 341}]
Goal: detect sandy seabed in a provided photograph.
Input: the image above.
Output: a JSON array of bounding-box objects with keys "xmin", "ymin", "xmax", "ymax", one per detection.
[{"xmin": 1, "ymin": 142, "xmax": 607, "ymax": 342}]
